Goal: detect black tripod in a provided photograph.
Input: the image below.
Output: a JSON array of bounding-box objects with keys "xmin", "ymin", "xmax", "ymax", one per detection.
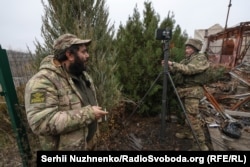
[
  {"xmin": 123, "ymin": 28, "xmax": 202, "ymax": 150},
  {"xmin": 159, "ymin": 37, "xmax": 202, "ymax": 150}
]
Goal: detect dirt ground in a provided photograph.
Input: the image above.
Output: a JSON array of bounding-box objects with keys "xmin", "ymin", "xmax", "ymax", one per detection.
[
  {"xmin": 97, "ymin": 114, "xmax": 198, "ymax": 151},
  {"xmin": 0, "ymin": 111, "xmax": 213, "ymax": 167}
]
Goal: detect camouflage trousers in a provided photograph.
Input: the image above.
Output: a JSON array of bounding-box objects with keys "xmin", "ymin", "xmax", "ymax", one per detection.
[{"xmin": 184, "ymin": 98, "xmax": 206, "ymax": 143}]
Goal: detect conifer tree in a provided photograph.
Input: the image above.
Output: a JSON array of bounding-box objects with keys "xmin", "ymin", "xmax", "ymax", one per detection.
[
  {"xmin": 33, "ymin": 0, "xmax": 122, "ymax": 111},
  {"xmin": 115, "ymin": 2, "xmax": 162, "ymax": 115},
  {"xmin": 115, "ymin": 2, "xmax": 187, "ymax": 115}
]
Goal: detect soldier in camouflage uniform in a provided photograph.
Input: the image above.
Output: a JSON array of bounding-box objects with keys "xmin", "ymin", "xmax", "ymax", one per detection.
[
  {"xmin": 25, "ymin": 34, "xmax": 108, "ymax": 150},
  {"xmin": 167, "ymin": 38, "xmax": 210, "ymax": 151}
]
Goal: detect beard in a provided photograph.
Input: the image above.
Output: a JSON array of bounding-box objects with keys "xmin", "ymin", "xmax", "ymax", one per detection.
[{"xmin": 68, "ymin": 53, "xmax": 87, "ymax": 76}]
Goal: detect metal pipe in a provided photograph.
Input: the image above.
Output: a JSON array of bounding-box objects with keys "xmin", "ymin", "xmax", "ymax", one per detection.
[{"xmin": 225, "ymin": 0, "xmax": 232, "ymax": 30}]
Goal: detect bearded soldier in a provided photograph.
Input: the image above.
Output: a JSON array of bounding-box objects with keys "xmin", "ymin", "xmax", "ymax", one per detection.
[{"xmin": 25, "ymin": 34, "xmax": 107, "ymax": 150}]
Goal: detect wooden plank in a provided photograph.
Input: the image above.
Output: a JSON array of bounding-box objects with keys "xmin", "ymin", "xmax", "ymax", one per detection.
[
  {"xmin": 207, "ymin": 126, "xmax": 227, "ymax": 150},
  {"xmin": 222, "ymin": 131, "xmax": 250, "ymax": 150},
  {"xmin": 229, "ymin": 72, "xmax": 250, "ymax": 87},
  {"xmin": 208, "ymin": 125, "xmax": 250, "ymax": 151},
  {"xmin": 225, "ymin": 109, "xmax": 250, "ymax": 117}
]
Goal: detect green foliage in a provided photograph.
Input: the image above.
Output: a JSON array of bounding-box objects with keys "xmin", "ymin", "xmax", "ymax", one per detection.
[
  {"xmin": 33, "ymin": 0, "xmax": 122, "ymax": 112},
  {"xmin": 115, "ymin": 3, "xmax": 151, "ymax": 114},
  {"xmin": 115, "ymin": 2, "xmax": 188, "ymax": 115},
  {"xmin": 114, "ymin": 2, "xmax": 185, "ymax": 115},
  {"xmin": 91, "ymin": 50, "xmax": 122, "ymax": 110}
]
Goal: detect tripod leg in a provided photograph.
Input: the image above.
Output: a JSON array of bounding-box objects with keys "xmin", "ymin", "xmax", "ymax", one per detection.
[
  {"xmin": 167, "ymin": 72, "xmax": 202, "ymax": 150},
  {"xmin": 122, "ymin": 72, "xmax": 163, "ymax": 126},
  {"xmin": 160, "ymin": 70, "xmax": 168, "ymax": 142}
]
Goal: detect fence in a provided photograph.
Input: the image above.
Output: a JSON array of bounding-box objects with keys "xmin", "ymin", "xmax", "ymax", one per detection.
[
  {"xmin": 6, "ymin": 50, "xmax": 35, "ymax": 87},
  {"xmin": 0, "ymin": 47, "xmax": 34, "ymax": 167}
]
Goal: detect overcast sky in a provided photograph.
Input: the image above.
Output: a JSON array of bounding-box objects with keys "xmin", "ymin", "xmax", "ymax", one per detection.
[{"xmin": 0, "ymin": 0, "xmax": 249, "ymax": 52}]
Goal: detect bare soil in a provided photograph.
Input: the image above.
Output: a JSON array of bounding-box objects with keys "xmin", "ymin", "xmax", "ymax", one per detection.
[
  {"xmin": 1, "ymin": 111, "xmax": 209, "ymax": 166},
  {"xmin": 97, "ymin": 114, "xmax": 196, "ymax": 151}
]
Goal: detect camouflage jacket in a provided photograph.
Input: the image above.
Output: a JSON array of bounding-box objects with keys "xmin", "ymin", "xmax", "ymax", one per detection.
[
  {"xmin": 25, "ymin": 55, "xmax": 98, "ymax": 150},
  {"xmin": 170, "ymin": 53, "xmax": 210, "ymax": 98}
]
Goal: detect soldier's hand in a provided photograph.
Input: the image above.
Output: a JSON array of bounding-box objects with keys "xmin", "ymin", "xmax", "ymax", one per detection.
[
  {"xmin": 161, "ymin": 60, "xmax": 165, "ymax": 66},
  {"xmin": 168, "ymin": 61, "xmax": 173, "ymax": 66},
  {"xmin": 91, "ymin": 106, "xmax": 108, "ymax": 120}
]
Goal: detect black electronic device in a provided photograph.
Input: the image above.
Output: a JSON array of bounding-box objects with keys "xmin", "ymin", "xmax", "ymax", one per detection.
[{"xmin": 155, "ymin": 28, "xmax": 172, "ymax": 40}]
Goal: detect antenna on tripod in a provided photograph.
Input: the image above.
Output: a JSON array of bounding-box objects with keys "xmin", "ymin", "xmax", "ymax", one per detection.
[
  {"xmin": 121, "ymin": 28, "xmax": 172, "ymax": 129},
  {"xmin": 155, "ymin": 28, "xmax": 172, "ymax": 142}
]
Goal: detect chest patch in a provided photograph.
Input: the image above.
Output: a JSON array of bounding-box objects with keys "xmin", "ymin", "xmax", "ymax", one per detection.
[{"xmin": 30, "ymin": 92, "xmax": 46, "ymax": 104}]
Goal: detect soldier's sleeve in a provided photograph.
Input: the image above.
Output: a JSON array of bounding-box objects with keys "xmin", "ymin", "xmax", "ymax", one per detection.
[
  {"xmin": 172, "ymin": 54, "xmax": 209, "ymax": 75},
  {"xmin": 25, "ymin": 73, "xmax": 95, "ymax": 136}
]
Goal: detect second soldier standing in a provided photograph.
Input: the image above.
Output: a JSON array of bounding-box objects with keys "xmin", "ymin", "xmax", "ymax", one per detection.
[{"xmin": 167, "ymin": 38, "xmax": 210, "ymax": 151}]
